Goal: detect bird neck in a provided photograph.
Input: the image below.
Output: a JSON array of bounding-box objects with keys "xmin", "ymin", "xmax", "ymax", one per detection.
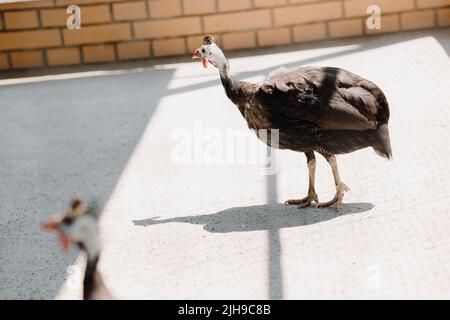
[
  {"xmin": 78, "ymin": 234, "xmax": 101, "ymax": 300},
  {"xmin": 219, "ymin": 61, "xmax": 255, "ymax": 110},
  {"xmin": 83, "ymin": 253, "xmax": 99, "ymax": 300},
  {"xmin": 219, "ymin": 57, "xmax": 230, "ymax": 79},
  {"xmin": 219, "ymin": 61, "xmax": 235, "ymax": 98}
]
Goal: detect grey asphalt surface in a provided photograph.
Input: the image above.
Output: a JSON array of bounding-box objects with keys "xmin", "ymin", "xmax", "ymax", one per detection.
[{"xmin": 1, "ymin": 28, "xmax": 450, "ymax": 299}]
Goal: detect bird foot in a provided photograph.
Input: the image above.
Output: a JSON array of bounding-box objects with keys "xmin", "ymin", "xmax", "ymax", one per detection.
[
  {"xmin": 318, "ymin": 183, "xmax": 349, "ymax": 211},
  {"xmin": 284, "ymin": 190, "xmax": 319, "ymax": 208}
]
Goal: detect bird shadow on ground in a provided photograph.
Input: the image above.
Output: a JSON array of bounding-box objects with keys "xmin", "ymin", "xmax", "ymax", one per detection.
[{"xmin": 132, "ymin": 202, "xmax": 374, "ymax": 233}]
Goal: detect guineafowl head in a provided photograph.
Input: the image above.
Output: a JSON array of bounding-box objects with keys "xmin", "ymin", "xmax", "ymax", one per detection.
[
  {"xmin": 192, "ymin": 35, "xmax": 228, "ymax": 71},
  {"xmin": 42, "ymin": 197, "xmax": 100, "ymax": 261}
]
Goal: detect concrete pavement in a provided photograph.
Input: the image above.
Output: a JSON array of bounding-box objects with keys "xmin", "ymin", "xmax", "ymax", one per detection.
[{"xmin": 1, "ymin": 29, "xmax": 449, "ymax": 299}]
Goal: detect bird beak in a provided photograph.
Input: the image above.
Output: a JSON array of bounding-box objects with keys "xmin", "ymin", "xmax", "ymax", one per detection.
[
  {"xmin": 42, "ymin": 215, "xmax": 60, "ymax": 232},
  {"xmin": 192, "ymin": 48, "xmax": 208, "ymax": 69},
  {"xmin": 42, "ymin": 215, "xmax": 71, "ymax": 252},
  {"xmin": 192, "ymin": 48, "xmax": 201, "ymax": 59}
]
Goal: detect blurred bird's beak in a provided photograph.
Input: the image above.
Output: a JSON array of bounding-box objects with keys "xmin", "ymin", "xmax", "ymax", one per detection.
[
  {"xmin": 192, "ymin": 48, "xmax": 208, "ymax": 69},
  {"xmin": 42, "ymin": 215, "xmax": 60, "ymax": 232},
  {"xmin": 192, "ymin": 48, "xmax": 201, "ymax": 59},
  {"xmin": 42, "ymin": 215, "xmax": 71, "ymax": 252}
]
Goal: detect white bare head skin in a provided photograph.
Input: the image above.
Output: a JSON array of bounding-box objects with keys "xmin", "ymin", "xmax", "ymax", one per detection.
[
  {"xmin": 192, "ymin": 35, "xmax": 230, "ymax": 77},
  {"xmin": 43, "ymin": 197, "xmax": 100, "ymax": 262},
  {"xmin": 63, "ymin": 213, "xmax": 100, "ymax": 261}
]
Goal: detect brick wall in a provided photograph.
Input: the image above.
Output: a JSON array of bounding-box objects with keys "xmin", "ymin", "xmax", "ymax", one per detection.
[{"xmin": 0, "ymin": 0, "xmax": 449, "ymax": 71}]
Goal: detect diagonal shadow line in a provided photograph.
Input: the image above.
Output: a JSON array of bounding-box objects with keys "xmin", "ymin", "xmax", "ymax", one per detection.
[
  {"xmin": 433, "ymin": 28, "xmax": 450, "ymax": 56},
  {"xmin": 166, "ymin": 29, "xmax": 450, "ymax": 97},
  {"xmin": 166, "ymin": 45, "xmax": 364, "ymax": 97},
  {"xmin": 0, "ymin": 69, "xmax": 174, "ymax": 299}
]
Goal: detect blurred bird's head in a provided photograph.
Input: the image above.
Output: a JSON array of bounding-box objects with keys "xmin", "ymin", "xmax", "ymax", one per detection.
[
  {"xmin": 192, "ymin": 35, "xmax": 228, "ymax": 71},
  {"xmin": 42, "ymin": 197, "xmax": 100, "ymax": 260}
]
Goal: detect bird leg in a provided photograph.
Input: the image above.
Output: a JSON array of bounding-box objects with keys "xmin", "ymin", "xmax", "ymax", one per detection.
[
  {"xmin": 318, "ymin": 155, "xmax": 349, "ymax": 211},
  {"xmin": 285, "ymin": 152, "xmax": 319, "ymax": 208}
]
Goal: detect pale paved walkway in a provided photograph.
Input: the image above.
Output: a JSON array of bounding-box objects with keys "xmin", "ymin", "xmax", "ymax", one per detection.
[{"xmin": 1, "ymin": 29, "xmax": 449, "ymax": 299}]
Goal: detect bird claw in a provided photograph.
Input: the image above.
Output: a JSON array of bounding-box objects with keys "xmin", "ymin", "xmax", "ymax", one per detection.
[
  {"xmin": 318, "ymin": 195, "xmax": 338, "ymax": 209},
  {"xmin": 285, "ymin": 190, "xmax": 319, "ymax": 209},
  {"xmin": 318, "ymin": 182, "xmax": 348, "ymax": 212}
]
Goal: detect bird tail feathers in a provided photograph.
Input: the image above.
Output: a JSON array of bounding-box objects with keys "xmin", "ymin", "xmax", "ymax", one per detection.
[{"xmin": 373, "ymin": 124, "xmax": 393, "ymax": 160}]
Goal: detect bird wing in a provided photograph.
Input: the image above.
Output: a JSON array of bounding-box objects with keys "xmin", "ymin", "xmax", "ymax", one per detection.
[{"xmin": 252, "ymin": 67, "xmax": 387, "ymax": 131}]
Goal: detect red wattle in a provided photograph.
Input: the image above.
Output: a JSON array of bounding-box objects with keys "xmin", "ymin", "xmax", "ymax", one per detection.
[{"xmin": 59, "ymin": 234, "xmax": 70, "ymax": 252}]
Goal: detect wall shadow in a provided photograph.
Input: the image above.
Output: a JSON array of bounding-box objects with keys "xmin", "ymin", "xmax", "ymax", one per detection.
[{"xmin": 0, "ymin": 69, "xmax": 174, "ymax": 299}]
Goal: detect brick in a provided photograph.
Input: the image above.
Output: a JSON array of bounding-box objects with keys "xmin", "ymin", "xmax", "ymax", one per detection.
[
  {"xmin": 417, "ymin": 0, "xmax": 450, "ymax": 9},
  {"xmin": 366, "ymin": 14, "xmax": 400, "ymax": 34},
  {"xmin": 4, "ymin": 11, "xmax": 39, "ymax": 30},
  {"xmin": 437, "ymin": 8, "xmax": 450, "ymax": 27},
  {"xmin": 0, "ymin": 0, "xmax": 53, "ymax": 10},
  {"xmin": 40, "ymin": 9, "xmax": 69, "ymax": 27},
  {"xmin": 292, "ymin": 22, "xmax": 327, "ymax": 43},
  {"xmin": 222, "ymin": 31, "xmax": 256, "ymax": 50},
  {"xmin": 81, "ymin": 5, "xmax": 111, "ymax": 24},
  {"xmin": 254, "ymin": 0, "xmax": 287, "ymax": 7},
  {"xmin": 134, "ymin": 17, "xmax": 201, "ymax": 39},
  {"xmin": 344, "ymin": 0, "xmax": 415, "ymax": 18},
  {"xmin": 113, "ymin": 1, "xmax": 147, "ymax": 21},
  {"xmin": 203, "ymin": 10, "xmax": 271, "ymax": 33},
  {"xmin": 10, "ymin": 50, "xmax": 43, "ymax": 69},
  {"xmin": 63, "ymin": 23, "xmax": 131, "ymax": 45},
  {"xmin": 83, "ymin": 44, "xmax": 116, "ymax": 63},
  {"xmin": 257, "ymin": 28, "xmax": 291, "ymax": 47},
  {"xmin": 401, "ymin": 10, "xmax": 435, "ymax": 30},
  {"xmin": 329, "ymin": 18, "xmax": 363, "ymax": 38},
  {"xmin": 148, "ymin": 0, "xmax": 182, "ymax": 18},
  {"xmin": 274, "ymin": 1, "xmax": 342, "ymax": 26},
  {"xmin": 56, "ymin": 0, "xmax": 122, "ymax": 5},
  {"xmin": 0, "ymin": 53, "xmax": 9, "ymax": 70},
  {"xmin": 290, "ymin": 0, "xmax": 321, "ymax": 3},
  {"xmin": 183, "ymin": 0, "xmax": 216, "ymax": 15},
  {"xmin": 153, "ymin": 38, "xmax": 186, "ymax": 57},
  {"xmin": 218, "ymin": 0, "xmax": 252, "ymax": 12},
  {"xmin": 117, "ymin": 41, "xmax": 150, "ymax": 60},
  {"xmin": 41, "ymin": 5, "xmax": 111, "ymax": 27},
  {"xmin": 0, "ymin": 30, "xmax": 61, "ymax": 51},
  {"xmin": 186, "ymin": 35, "xmax": 205, "ymax": 52},
  {"xmin": 46, "ymin": 48, "xmax": 81, "ymax": 66}
]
